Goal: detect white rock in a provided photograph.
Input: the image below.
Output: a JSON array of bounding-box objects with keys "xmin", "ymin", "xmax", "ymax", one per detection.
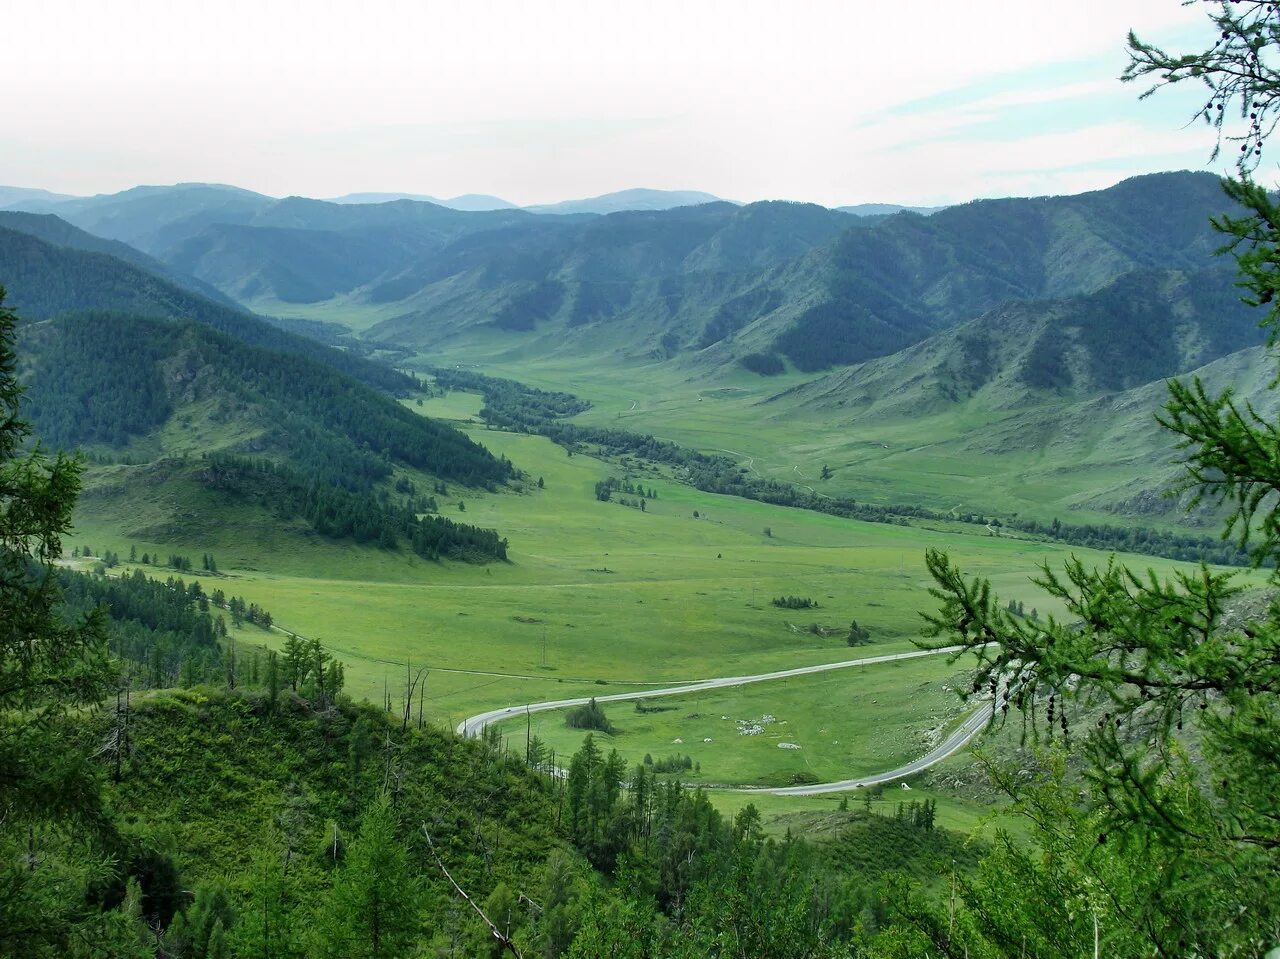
[{"xmin": 778, "ymin": 742, "xmax": 801, "ymax": 750}]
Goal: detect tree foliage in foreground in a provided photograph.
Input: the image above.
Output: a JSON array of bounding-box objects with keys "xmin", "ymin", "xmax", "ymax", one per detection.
[
  {"xmin": 0, "ymin": 285, "xmax": 122, "ymax": 954},
  {"xmin": 872, "ymin": 8, "xmax": 1280, "ymax": 953}
]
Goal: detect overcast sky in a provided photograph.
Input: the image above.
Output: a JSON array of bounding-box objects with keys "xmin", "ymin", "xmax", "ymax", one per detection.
[{"xmin": 0, "ymin": 1, "xmax": 1238, "ymax": 206}]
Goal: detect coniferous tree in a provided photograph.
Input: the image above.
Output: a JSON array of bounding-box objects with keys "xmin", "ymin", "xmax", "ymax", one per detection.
[
  {"xmin": 0, "ymin": 288, "xmax": 116, "ymax": 954},
  {"xmin": 896, "ymin": 14, "xmax": 1280, "ymax": 948},
  {"xmin": 313, "ymin": 796, "xmax": 420, "ymax": 959}
]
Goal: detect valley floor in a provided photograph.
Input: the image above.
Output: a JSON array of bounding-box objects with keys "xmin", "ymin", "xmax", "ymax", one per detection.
[{"xmin": 70, "ymin": 386, "xmax": 1262, "ymax": 824}]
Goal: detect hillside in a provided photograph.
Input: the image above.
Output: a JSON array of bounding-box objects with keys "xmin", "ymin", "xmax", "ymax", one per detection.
[
  {"xmin": 357, "ymin": 200, "xmax": 853, "ymax": 356},
  {"xmin": 761, "ymin": 267, "xmax": 1273, "ymax": 521},
  {"xmin": 778, "ymin": 265, "xmax": 1262, "ymax": 420},
  {"xmin": 177, "ymin": 171, "xmax": 1245, "ymax": 383},
  {"xmin": 772, "ymin": 171, "xmax": 1236, "ymax": 371},
  {"xmin": 0, "ymin": 210, "xmax": 237, "ymax": 305},
  {"xmin": 0, "ymin": 223, "xmax": 517, "ymax": 561},
  {"xmin": 0, "ymin": 225, "xmax": 409, "ymax": 393},
  {"xmin": 3, "ymin": 172, "xmax": 1261, "ymax": 530},
  {"xmin": 3, "ymin": 174, "xmax": 1238, "ymax": 386}
]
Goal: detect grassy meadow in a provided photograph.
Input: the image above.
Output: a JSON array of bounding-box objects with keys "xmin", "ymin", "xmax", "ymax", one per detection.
[
  {"xmin": 404, "ymin": 344, "xmax": 1204, "ymax": 528},
  {"xmin": 68, "ymin": 385, "xmax": 1260, "ymax": 818},
  {"xmin": 491, "ymin": 652, "xmax": 976, "ymax": 788}
]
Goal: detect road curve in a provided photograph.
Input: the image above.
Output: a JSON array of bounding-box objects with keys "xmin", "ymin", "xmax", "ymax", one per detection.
[
  {"xmin": 738, "ymin": 699, "xmax": 993, "ymax": 795},
  {"xmin": 457, "ymin": 646, "xmax": 991, "ymax": 793}
]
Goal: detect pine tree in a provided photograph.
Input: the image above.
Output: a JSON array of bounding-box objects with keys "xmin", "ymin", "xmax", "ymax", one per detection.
[
  {"xmin": 0, "ymin": 288, "xmax": 115, "ymax": 954},
  {"xmin": 283, "ymin": 634, "xmax": 308, "ymax": 691},
  {"xmin": 313, "ymin": 796, "xmax": 420, "ymax": 959}
]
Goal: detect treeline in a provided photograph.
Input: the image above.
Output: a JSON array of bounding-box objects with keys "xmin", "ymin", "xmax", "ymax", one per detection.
[
  {"xmin": 443, "ymin": 367, "xmax": 1254, "ymax": 566},
  {"xmin": 427, "ymin": 365, "xmax": 592, "ymax": 428},
  {"xmin": 54, "ymin": 566, "xmax": 279, "ymax": 690},
  {"xmin": 772, "ymin": 595, "xmax": 817, "ymax": 609},
  {"xmin": 199, "ymin": 454, "xmax": 509, "ymax": 562},
  {"xmin": 739, "ymin": 351, "xmax": 786, "ymax": 375}
]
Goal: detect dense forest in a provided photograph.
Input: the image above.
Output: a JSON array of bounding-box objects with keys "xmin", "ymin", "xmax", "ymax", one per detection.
[
  {"xmin": 25, "ymin": 310, "xmax": 514, "ymax": 491},
  {"xmin": 198, "ymin": 454, "xmax": 509, "ymax": 562}
]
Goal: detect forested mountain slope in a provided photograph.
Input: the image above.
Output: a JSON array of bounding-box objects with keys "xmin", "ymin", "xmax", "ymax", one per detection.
[
  {"xmin": 771, "ymin": 171, "xmax": 1237, "ymax": 370},
  {"xmin": 778, "ymin": 265, "xmax": 1263, "ymax": 420},
  {"xmin": 0, "ymin": 225, "xmax": 409, "ymax": 393},
  {"xmin": 762, "ymin": 266, "xmax": 1273, "ymax": 521},
  {"xmin": 0, "ymin": 211, "xmax": 236, "ymax": 306},
  {"xmin": 0, "ymin": 225, "xmax": 516, "ymax": 560}
]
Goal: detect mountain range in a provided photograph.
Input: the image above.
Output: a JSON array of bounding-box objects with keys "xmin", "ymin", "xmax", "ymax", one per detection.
[{"xmin": 0, "ymin": 168, "xmax": 1264, "ymax": 527}]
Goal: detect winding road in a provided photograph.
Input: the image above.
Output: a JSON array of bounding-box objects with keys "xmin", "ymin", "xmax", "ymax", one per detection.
[{"xmin": 457, "ymin": 646, "xmax": 992, "ymax": 794}]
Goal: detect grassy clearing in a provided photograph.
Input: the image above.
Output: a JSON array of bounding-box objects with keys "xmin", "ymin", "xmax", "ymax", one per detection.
[
  {"xmin": 707, "ymin": 785, "xmax": 1007, "ymax": 840},
  {"xmin": 494, "ymin": 653, "xmax": 975, "ymax": 788}
]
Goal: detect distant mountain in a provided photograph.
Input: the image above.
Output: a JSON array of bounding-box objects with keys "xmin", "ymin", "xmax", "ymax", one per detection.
[
  {"xmin": 329, "ymin": 192, "xmax": 519, "ymax": 211},
  {"xmin": 526, "ymin": 188, "xmax": 727, "ymax": 215},
  {"xmin": 443, "ymin": 194, "xmax": 521, "ymax": 211},
  {"xmin": 0, "ymin": 185, "xmax": 76, "ymax": 207},
  {"xmin": 1, "ymin": 182, "xmax": 275, "ymax": 252},
  {"xmin": 771, "ymin": 171, "xmax": 1238, "ymax": 371},
  {"xmin": 328, "ymin": 191, "xmax": 440, "ymax": 205},
  {"xmin": 836, "ymin": 202, "xmax": 944, "ymax": 217}
]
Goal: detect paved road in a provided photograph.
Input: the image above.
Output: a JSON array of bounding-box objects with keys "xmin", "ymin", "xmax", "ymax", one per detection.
[{"xmin": 457, "ymin": 646, "xmax": 991, "ymax": 792}]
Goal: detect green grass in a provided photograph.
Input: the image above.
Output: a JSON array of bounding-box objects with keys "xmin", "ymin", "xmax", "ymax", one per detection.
[
  {"xmin": 495, "ymin": 653, "xmax": 975, "ymax": 788},
  {"xmin": 706, "ymin": 783, "xmax": 1008, "ymax": 840},
  {"xmin": 70, "ymin": 393, "xmax": 1261, "ymax": 721},
  {"xmin": 66, "ymin": 386, "xmax": 1265, "ymax": 819},
  {"xmin": 405, "ymin": 346, "xmax": 1221, "ymax": 529}
]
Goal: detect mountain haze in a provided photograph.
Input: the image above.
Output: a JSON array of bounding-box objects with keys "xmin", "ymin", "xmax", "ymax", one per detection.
[{"xmin": 525, "ymin": 187, "xmax": 727, "ymax": 215}]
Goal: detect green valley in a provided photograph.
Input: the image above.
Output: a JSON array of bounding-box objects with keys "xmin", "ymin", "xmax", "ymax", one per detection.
[{"xmin": 5, "ymin": 7, "xmax": 1280, "ymax": 949}]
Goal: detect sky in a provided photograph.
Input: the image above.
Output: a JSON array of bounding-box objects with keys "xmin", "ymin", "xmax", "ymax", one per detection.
[{"xmin": 0, "ymin": 1, "xmax": 1242, "ymax": 207}]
